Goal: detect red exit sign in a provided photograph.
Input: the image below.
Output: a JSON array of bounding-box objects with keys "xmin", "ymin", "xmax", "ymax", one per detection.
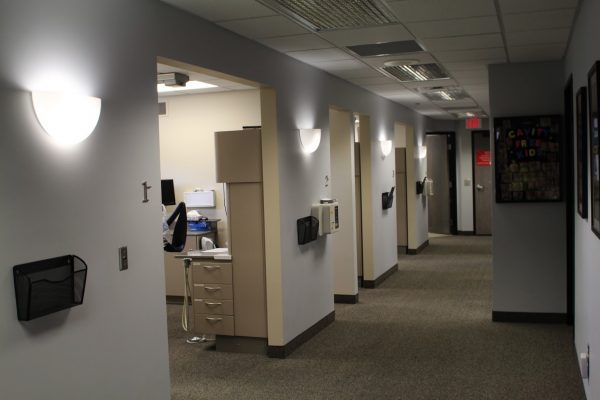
[{"xmin": 466, "ymin": 118, "xmax": 482, "ymax": 129}]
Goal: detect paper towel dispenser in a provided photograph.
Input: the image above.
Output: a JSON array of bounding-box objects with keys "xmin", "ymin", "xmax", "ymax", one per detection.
[{"xmin": 183, "ymin": 190, "xmax": 216, "ymax": 208}]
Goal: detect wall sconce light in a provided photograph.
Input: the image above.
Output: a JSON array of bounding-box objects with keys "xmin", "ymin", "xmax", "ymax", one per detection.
[
  {"xmin": 32, "ymin": 91, "xmax": 101, "ymax": 145},
  {"xmin": 380, "ymin": 139, "xmax": 392, "ymax": 157},
  {"xmin": 299, "ymin": 128, "xmax": 321, "ymax": 154}
]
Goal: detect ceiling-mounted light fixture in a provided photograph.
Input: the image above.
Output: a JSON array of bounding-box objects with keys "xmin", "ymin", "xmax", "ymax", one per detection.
[
  {"xmin": 380, "ymin": 139, "xmax": 392, "ymax": 157},
  {"xmin": 32, "ymin": 91, "xmax": 101, "ymax": 145},
  {"xmin": 156, "ymin": 80, "xmax": 217, "ymax": 93},
  {"xmin": 299, "ymin": 128, "xmax": 321, "ymax": 154}
]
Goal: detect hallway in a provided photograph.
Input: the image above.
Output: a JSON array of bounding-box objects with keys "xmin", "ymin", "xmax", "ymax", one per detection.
[{"xmin": 167, "ymin": 236, "xmax": 584, "ymax": 399}]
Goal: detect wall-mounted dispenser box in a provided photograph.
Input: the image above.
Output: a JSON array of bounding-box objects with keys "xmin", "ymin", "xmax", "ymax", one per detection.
[
  {"xmin": 311, "ymin": 200, "xmax": 339, "ymax": 235},
  {"xmin": 183, "ymin": 190, "xmax": 216, "ymax": 208}
]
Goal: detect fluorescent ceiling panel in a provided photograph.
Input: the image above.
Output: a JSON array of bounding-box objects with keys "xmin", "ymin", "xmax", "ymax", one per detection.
[
  {"xmin": 261, "ymin": 0, "xmax": 398, "ymax": 31},
  {"xmin": 381, "ymin": 63, "xmax": 450, "ymax": 82},
  {"xmin": 421, "ymin": 86, "xmax": 470, "ymax": 101}
]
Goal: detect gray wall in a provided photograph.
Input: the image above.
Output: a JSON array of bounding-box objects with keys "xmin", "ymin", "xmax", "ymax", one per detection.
[
  {"xmin": 564, "ymin": 0, "xmax": 600, "ymax": 396},
  {"xmin": 489, "ymin": 62, "xmax": 566, "ymax": 314},
  {"xmin": 0, "ymin": 0, "xmax": 448, "ymax": 398}
]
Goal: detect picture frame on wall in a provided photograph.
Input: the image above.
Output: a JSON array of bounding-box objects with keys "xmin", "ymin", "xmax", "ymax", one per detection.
[
  {"xmin": 588, "ymin": 61, "xmax": 600, "ymax": 237},
  {"xmin": 577, "ymin": 87, "xmax": 588, "ymax": 218},
  {"xmin": 494, "ymin": 115, "xmax": 562, "ymax": 203}
]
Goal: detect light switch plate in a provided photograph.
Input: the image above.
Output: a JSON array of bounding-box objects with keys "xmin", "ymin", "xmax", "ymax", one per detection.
[{"xmin": 119, "ymin": 246, "xmax": 128, "ymax": 271}]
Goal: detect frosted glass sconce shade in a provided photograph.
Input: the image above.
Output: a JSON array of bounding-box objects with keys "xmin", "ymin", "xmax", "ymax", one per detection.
[
  {"xmin": 299, "ymin": 128, "xmax": 321, "ymax": 153},
  {"xmin": 32, "ymin": 91, "xmax": 101, "ymax": 145},
  {"xmin": 380, "ymin": 140, "xmax": 392, "ymax": 157}
]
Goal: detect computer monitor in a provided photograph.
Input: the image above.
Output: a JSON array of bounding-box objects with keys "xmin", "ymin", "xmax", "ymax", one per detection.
[{"xmin": 161, "ymin": 179, "xmax": 176, "ymax": 206}]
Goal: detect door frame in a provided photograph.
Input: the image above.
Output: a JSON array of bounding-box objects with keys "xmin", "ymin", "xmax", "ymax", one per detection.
[
  {"xmin": 426, "ymin": 131, "xmax": 458, "ymax": 235},
  {"xmin": 471, "ymin": 130, "xmax": 492, "ymax": 236}
]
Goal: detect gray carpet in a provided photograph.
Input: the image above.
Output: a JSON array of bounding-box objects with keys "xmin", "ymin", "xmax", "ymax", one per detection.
[{"xmin": 167, "ymin": 236, "xmax": 585, "ymax": 399}]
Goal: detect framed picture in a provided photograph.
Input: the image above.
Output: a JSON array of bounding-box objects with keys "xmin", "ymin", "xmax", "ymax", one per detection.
[
  {"xmin": 588, "ymin": 62, "xmax": 600, "ymax": 237},
  {"xmin": 577, "ymin": 87, "xmax": 588, "ymax": 218},
  {"xmin": 494, "ymin": 115, "xmax": 562, "ymax": 202}
]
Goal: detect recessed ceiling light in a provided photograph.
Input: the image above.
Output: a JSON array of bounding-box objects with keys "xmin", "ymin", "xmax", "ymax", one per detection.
[
  {"xmin": 156, "ymin": 81, "xmax": 217, "ymax": 93},
  {"xmin": 381, "ymin": 63, "xmax": 450, "ymax": 82}
]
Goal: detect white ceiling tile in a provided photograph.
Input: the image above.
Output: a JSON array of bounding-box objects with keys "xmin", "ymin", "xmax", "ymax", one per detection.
[
  {"xmin": 455, "ymin": 76, "xmax": 488, "ymax": 85},
  {"xmin": 503, "ymin": 9, "xmax": 577, "ymax": 32},
  {"xmin": 434, "ymin": 48, "xmax": 507, "ymax": 62},
  {"xmin": 383, "ymin": 90, "xmax": 426, "ymax": 101},
  {"xmin": 364, "ymin": 83, "xmax": 412, "ymax": 93},
  {"xmin": 451, "ymin": 69, "xmax": 488, "ymax": 80},
  {"xmin": 444, "ymin": 62, "xmax": 490, "ymax": 72},
  {"xmin": 319, "ymin": 24, "xmax": 414, "ymax": 47},
  {"xmin": 218, "ymin": 16, "xmax": 308, "ymax": 39},
  {"xmin": 508, "ymin": 43, "xmax": 567, "ymax": 62},
  {"xmin": 421, "ymin": 34, "xmax": 504, "ymax": 52},
  {"xmin": 388, "ymin": 0, "xmax": 497, "ymax": 22},
  {"xmin": 505, "ymin": 28, "xmax": 570, "ymax": 46},
  {"xmin": 434, "ymin": 99, "xmax": 478, "ymax": 107},
  {"xmin": 259, "ymin": 34, "xmax": 333, "ymax": 52},
  {"xmin": 287, "ymin": 48, "xmax": 354, "ymax": 63},
  {"xmin": 406, "ymin": 16, "xmax": 501, "ymax": 39},
  {"xmin": 348, "ymin": 76, "xmax": 398, "ymax": 85},
  {"xmin": 498, "ymin": 0, "xmax": 579, "ymax": 14},
  {"xmin": 333, "ymin": 67, "xmax": 385, "ymax": 79},
  {"xmin": 309, "ymin": 59, "xmax": 367, "ymax": 73},
  {"xmin": 161, "ymin": 0, "xmax": 277, "ymax": 21}
]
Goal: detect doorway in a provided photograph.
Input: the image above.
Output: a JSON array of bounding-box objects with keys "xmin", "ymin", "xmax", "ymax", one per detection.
[
  {"xmin": 472, "ymin": 130, "xmax": 492, "ymax": 235},
  {"xmin": 426, "ymin": 132, "xmax": 457, "ymax": 235}
]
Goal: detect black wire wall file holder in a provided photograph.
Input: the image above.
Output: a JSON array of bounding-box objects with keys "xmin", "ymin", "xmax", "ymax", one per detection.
[
  {"xmin": 297, "ymin": 216, "xmax": 319, "ymax": 245},
  {"xmin": 13, "ymin": 255, "xmax": 88, "ymax": 321}
]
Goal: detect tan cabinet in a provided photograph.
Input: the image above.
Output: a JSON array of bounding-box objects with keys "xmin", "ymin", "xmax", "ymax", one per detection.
[{"xmin": 192, "ymin": 259, "xmax": 235, "ymax": 336}]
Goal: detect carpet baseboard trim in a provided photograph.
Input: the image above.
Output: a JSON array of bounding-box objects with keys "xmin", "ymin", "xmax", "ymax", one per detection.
[
  {"xmin": 457, "ymin": 230, "xmax": 474, "ymax": 236},
  {"xmin": 407, "ymin": 240, "xmax": 429, "ymax": 255},
  {"xmin": 334, "ymin": 294, "xmax": 359, "ymax": 304},
  {"xmin": 492, "ymin": 311, "xmax": 567, "ymax": 324},
  {"xmin": 267, "ymin": 311, "xmax": 335, "ymax": 359},
  {"xmin": 363, "ymin": 264, "xmax": 398, "ymax": 288}
]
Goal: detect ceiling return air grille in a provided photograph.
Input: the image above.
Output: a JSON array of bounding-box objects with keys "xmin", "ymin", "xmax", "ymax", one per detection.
[
  {"xmin": 261, "ymin": 0, "xmax": 399, "ymax": 31},
  {"xmin": 382, "ymin": 63, "xmax": 450, "ymax": 82},
  {"xmin": 420, "ymin": 87, "xmax": 470, "ymax": 101}
]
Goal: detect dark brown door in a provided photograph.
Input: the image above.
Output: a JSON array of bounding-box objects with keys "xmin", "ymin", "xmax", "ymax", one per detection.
[{"xmin": 473, "ymin": 131, "xmax": 492, "ymax": 235}]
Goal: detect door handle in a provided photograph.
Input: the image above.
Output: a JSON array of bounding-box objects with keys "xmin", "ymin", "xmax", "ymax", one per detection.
[{"xmin": 476, "ymin": 184, "xmax": 484, "ymax": 191}]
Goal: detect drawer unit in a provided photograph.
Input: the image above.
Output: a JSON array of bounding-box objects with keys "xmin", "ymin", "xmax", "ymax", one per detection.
[
  {"xmin": 194, "ymin": 299, "xmax": 234, "ymax": 316},
  {"xmin": 193, "ymin": 283, "xmax": 233, "ymax": 300},
  {"xmin": 192, "ymin": 262, "xmax": 232, "ymax": 284},
  {"xmin": 195, "ymin": 314, "xmax": 234, "ymax": 336}
]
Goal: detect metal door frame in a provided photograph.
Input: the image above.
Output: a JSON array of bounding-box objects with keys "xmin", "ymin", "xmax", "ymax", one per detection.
[
  {"xmin": 471, "ymin": 130, "xmax": 492, "ymax": 236},
  {"xmin": 426, "ymin": 132, "xmax": 457, "ymax": 235}
]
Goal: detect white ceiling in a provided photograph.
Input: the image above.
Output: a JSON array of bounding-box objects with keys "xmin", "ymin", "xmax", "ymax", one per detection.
[
  {"xmin": 157, "ymin": 63, "xmax": 255, "ymax": 96},
  {"xmin": 160, "ymin": 0, "xmax": 580, "ymax": 119}
]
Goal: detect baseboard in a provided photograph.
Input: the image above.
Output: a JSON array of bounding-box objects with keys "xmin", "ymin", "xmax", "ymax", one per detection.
[
  {"xmin": 362, "ymin": 264, "xmax": 398, "ymax": 288},
  {"xmin": 216, "ymin": 336, "xmax": 267, "ymax": 354},
  {"xmin": 492, "ymin": 311, "xmax": 567, "ymax": 324},
  {"xmin": 457, "ymin": 230, "xmax": 474, "ymax": 236},
  {"xmin": 334, "ymin": 294, "xmax": 359, "ymax": 304},
  {"xmin": 267, "ymin": 311, "xmax": 335, "ymax": 359},
  {"xmin": 407, "ymin": 240, "xmax": 429, "ymax": 255},
  {"xmin": 397, "ymin": 245, "xmax": 408, "ymax": 254}
]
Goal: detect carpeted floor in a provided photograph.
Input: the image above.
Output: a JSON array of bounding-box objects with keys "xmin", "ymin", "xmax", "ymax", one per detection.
[{"xmin": 167, "ymin": 235, "xmax": 585, "ymax": 400}]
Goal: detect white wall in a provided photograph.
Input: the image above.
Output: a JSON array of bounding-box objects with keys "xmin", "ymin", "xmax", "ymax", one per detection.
[
  {"xmin": 158, "ymin": 89, "xmax": 261, "ymax": 245},
  {"xmin": 0, "ymin": 1, "xmax": 170, "ymax": 399},
  {"xmin": 489, "ymin": 62, "xmax": 566, "ymax": 314},
  {"xmin": 0, "ymin": 0, "xmax": 453, "ymax": 397},
  {"xmin": 564, "ymin": 0, "xmax": 600, "ymax": 396}
]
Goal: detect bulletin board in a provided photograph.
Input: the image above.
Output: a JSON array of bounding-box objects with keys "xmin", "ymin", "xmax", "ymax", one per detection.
[{"xmin": 494, "ymin": 115, "xmax": 562, "ymax": 202}]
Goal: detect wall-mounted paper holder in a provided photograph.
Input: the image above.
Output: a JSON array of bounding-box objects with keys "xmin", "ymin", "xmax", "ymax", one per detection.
[
  {"xmin": 13, "ymin": 255, "xmax": 87, "ymax": 321},
  {"xmin": 416, "ymin": 177, "xmax": 427, "ymax": 195},
  {"xmin": 297, "ymin": 216, "xmax": 319, "ymax": 245}
]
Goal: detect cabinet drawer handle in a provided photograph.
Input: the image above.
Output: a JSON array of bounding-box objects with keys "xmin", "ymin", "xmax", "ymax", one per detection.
[
  {"xmin": 203, "ymin": 265, "xmax": 222, "ymax": 271},
  {"xmin": 204, "ymin": 286, "xmax": 221, "ymax": 291},
  {"xmin": 205, "ymin": 302, "xmax": 223, "ymax": 306},
  {"xmin": 206, "ymin": 317, "xmax": 223, "ymax": 322}
]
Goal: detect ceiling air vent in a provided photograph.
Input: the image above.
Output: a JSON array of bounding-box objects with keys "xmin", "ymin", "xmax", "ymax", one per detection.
[
  {"xmin": 381, "ymin": 63, "xmax": 450, "ymax": 82},
  {"xmin": 260, "ymin": 0, "xmax": 398, "ymax": 31},
  {"xmin": 348, "ymin": 40, "xmax": 424, "ymax": 57},
  {"xmin": 419, "ymin": 87, "xmax": 469, "ymax": 101}
]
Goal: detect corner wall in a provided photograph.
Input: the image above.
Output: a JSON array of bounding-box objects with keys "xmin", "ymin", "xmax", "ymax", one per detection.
[{"xmin": 488, "ymin": 61, "xmax": 566, "ymax": 314}]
